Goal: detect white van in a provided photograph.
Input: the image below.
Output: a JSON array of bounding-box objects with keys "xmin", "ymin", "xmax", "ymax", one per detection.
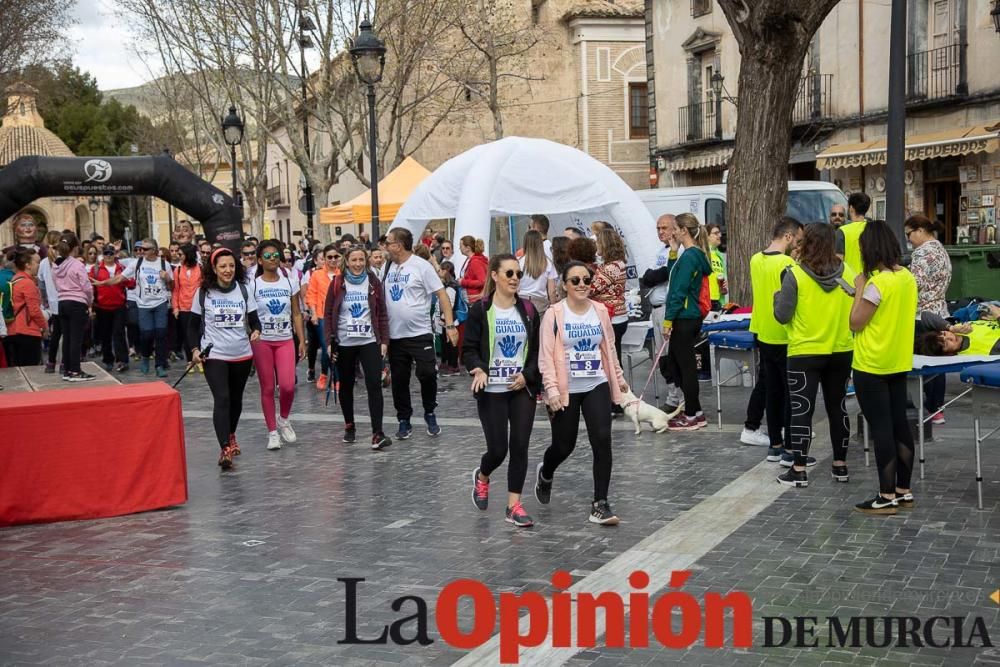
[{"xmin": 635, "ymin": 181, "xmax": 848, "ymax": 239}]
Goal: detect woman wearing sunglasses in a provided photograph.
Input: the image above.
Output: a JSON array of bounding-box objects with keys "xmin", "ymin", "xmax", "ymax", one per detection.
[
  {"xmin": 463, "ymin": 254, "xmax": 541, "ymax": 527},
  {"xmin": 304, "ymin": 244, "xmax": 341, "ymax": 390},
  {"xmin": 535, "ymin": 261, "xmax": 629, "ymax": 525},
  {"xmin": 251, "ymin": 240, "xmax": 307, "ymax": 451}
]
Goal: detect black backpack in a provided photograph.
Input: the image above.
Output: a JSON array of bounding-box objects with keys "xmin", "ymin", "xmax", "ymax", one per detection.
[{"xmin": 134, "ymin": 256, "xmax": 171, "ymax": 299}]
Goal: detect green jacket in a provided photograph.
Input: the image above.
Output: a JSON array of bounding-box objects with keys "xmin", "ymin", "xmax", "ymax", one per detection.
[{"xmin": 664, "ymin": 247, "xmax": 712, "ymax": 324}]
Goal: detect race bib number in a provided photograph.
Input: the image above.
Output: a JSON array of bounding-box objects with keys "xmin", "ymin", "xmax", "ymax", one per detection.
[
  {"xmin": 263, "ymin": 317, "xmax": 290, "ymax": 334},
  {"xmin": 345, "ymin": 319, "xmax": 373, "ymax": 338},
  {"xmin": 568, "ymin": 350, "xmax": 602, "ymax": 378},
  {"xmin": 213, "ymin": 306, "xmax": 244, "ymax": 329},
  {"xmin": 488, "ymin": 358, "xmax": 522, "ymax": 385}
]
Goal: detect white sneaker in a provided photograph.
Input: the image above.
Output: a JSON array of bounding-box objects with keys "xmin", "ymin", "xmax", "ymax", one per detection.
[
  {"xmin": 266, "ymin": 431, "xmax": 282, "ymax": 450},
  {"xmin": 277, "ymin": 417, "xmax": 297, "ymax": 443},
  {"xmin": 740, "ymin": 428, "xmax": 770, "ymax": 447}
]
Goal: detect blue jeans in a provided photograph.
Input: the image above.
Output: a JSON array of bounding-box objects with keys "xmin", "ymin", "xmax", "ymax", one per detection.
[
  {"xmin": 316, "ymin": 319, "xmax": 331, "ymax": 374},
  {"xmin": 138, "ymin": 302, "xmax": 169, "ymax": 368}
]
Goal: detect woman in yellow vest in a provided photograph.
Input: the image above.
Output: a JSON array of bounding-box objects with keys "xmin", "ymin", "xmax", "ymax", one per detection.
[
  {"xmin": 849, "ymin": 220, "xmax": 918, "ymax": 515},
  {"xmin": 773, "ymin": 223, "xmax": 856, "ymax": 488},
  {"xmin": 914, "ymin": 314, "xmax": 1000, "ymax": 357}
]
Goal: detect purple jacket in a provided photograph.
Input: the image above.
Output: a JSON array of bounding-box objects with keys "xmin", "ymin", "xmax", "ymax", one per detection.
[
  {"xmin": 323, "ymin": 270, "xmax": 390, "ymax": 348},
  {"xmin": 52, "ymin": 257, "xmax": 93, "ymax": 306}
]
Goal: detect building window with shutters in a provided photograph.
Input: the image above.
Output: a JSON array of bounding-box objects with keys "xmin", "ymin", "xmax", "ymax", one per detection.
[
  {"xmin": 691, "ymin": 0, "xmax": 711, "ymax": 18},
  {"xmin": 628, "ymin": 82, "xmax": 649, "ymax": 139}
]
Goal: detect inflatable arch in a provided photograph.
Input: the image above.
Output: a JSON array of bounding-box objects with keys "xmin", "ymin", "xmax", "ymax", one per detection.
[{"xmin": 0, "ymin": 155, "xmax": 244, "ymax": 248}]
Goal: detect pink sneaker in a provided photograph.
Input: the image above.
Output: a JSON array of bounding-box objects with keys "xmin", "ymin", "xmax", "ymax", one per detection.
[
  {"xmin": 668, "ymin": 414, "xmax": 702, "ymax": 431},
  {"xmin": 930, "ymin": 411, "xmax": 945, "ymax": 425},
  {"xmin": 472, "ymin": 468, "xmax": 489, "ymax": 511}
]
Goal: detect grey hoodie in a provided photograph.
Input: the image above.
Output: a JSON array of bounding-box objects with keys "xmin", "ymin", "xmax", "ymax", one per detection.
[{"xmin": 773, "ymin": 262, "xmax": 855, "ymax": 325}]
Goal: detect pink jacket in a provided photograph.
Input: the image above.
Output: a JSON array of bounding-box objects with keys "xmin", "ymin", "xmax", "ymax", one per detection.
[
  {"xmin": 539, "ymin": 299, "xmax": 626, "ymax": 406},
  {"xmin": 52, "ymin": 257, "xmax": 93, "ymax": 306}
]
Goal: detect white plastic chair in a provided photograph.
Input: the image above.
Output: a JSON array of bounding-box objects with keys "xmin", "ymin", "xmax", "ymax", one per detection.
[{"xmin": 620, "ymin": 321, "xmax": 657, "ymax": 400}]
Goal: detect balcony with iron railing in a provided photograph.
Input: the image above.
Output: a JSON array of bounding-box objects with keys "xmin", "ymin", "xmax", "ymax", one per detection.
[
  {"xmin": 906, "ymin": 43, "xmax": 967, "ymax": 102},
  {"xmin": 266, "ymin": 185, "xmax": 283, "ymax": 208},
  {"xmin": 792, "ymin": 73, "xmax": 832, "ymax": 125},
  {"xmin": 678, "ymin": 101, "xmax": 719, "ymax": 143}
]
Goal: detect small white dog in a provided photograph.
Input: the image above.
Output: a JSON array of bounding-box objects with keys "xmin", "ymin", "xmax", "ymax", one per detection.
[{"xmin": 618, "ymin": 389, "xmax": 675, "ymax": 434}]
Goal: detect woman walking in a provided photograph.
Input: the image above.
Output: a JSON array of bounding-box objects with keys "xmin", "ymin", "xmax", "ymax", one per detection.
[
  {"xmin": 849, "ymin": 220, "xmax": 918, "ymax": 514},
  {"xmin": 252, "ymin": 240, "xmax": 307, "ymax": 451},
  {"xmin": 323, "ymin": 245, "xmax": 392, "ymax": 450},
  {"xmin": 305, "ymin": 245, "xmax": 339, "ymax": 390},
  {"xmin": 518, "ymin": 230, "xmax": 557, "ymax": 314},
  {"xmin": 438, "ymin": 260, "xmax": 462, "ymax": 374},
  {"xmin": 458, "ymin": 236, "xmax": 488, "ymax": 304},
  {"xmin": 464, "ymin": 253, "xmax": 541, "ymax": 528},
  {"xmin": 591, "ymin": 228, "xmax": 629, "ymax": 365},
  {"xmin": 172, "ymin": 243, "xmax": 202, "ymax": 365},
  {"xmin": 534, "ymin": 261, "xmax": 629, "ymax": 525},
  {"xmin": 5, "ymin": 249, "xmax": 48, "ymax": 366},
  {"xmin": 188, "ymin": 248, "xmax": 262, "ymax": 469},
  {"xmin": 904, "ymin": 214, "xmax": 951, "ymax": 424},
  {"xmin": 52, "ymin": 233, "xmax": 94, "ymax": 382},
  {"xmin": 773, "ymin": 223, "xmax": 855, "ymax": 488},
  {"xmin": 90, "ymin": 245, "xmax": 132, "ymax": 372},
  {"xmin": 302, "ymin": 248, "xmax": 325, "ymax": 383},
  {"xmin": 662, "ymin": 213, "xmax": 712, "ymax": 430}
]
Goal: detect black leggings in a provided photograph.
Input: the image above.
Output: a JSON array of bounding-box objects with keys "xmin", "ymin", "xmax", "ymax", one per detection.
[
  {"xmin": 542, "ymin": 382, "xmax": 613, "ymax": 502},
  {"xmin": 203, "ymin": 358, "xmax": 254, "ymax": 449},
  {"xmin": 95, "ymin": 307, "xmax": 128, "ymax": 364},
  {"xmin": 477, "ymin": 390, "xmax": 537, "ymax": 494},
  {"xmin": 58, "ymin": 300, "xmax": 89, "ymax": 374},
  {"xmin": 612, "ymin": 320, "xmax": 627, "ymax": 367},
  {"xmin": 7, "ymin": 334, "xmax": 42, "ymax": 366},
  {"xmin": 758, "ymin": 341, "xmax": 791, "ymax": 448},
  {"xmin": 441, "ymin": 334, "xmax": 459, "ymax": 368},
  {"xmin": 786, "ymin": 352, "xmax": 852, "ymax": 465},
  {"xmin": 176, "ymin": 311, "xmax": 195, "ymax": 361},
  {"xmin": 854, "ymin": 369, "xmax": 915, "ymax": 495},
  {"xmin": 335, "ymin": 342, "xmax": 385, "ymax": 433},
  {"xmin": 663, "ymin": 318, "xmax": 703, "ymax": 416},
  {"xmin": 306, "ymin": 320, "xmax": 321, "ymax": 373},
  {"xmin": 47, "ymin": 313, "xmax": 62, "ymax": 365}
]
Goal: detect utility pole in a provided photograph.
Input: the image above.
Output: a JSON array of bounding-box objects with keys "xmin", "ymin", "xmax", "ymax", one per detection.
[{"xmin": 886, "ymin": 0, "xmax": 907, "ymax": 248}]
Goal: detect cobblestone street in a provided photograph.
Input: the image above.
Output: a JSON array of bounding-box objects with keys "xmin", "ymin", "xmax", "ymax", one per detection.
[{"xmin": 1, "ymin": 360, "xmax": 998, "ymax": 665}]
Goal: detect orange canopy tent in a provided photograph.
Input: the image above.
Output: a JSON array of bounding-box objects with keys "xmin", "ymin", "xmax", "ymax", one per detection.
[{"xmin": 318, "ymin": 156, "xmax": 431, "ymax": 226}]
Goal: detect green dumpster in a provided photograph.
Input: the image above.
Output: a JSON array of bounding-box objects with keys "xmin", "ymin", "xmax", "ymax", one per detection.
[{"xmin": 944, "ymin": 245, "xmax": 1000, "ymax": 301}]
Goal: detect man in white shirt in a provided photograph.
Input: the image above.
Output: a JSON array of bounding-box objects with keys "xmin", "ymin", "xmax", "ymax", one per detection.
[
  {"xmin": 383, "ymin": 227, "xmax": 459, "ymax": 439},
  {"xmin": 639, "ymin": 214, "xmax": 684, "ymax": 410}
]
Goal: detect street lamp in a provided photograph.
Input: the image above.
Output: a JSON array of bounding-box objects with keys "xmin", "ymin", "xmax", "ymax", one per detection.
[
  {"xmin": 88, "ymin": 196, "xmax": 99, "ymax": 236},
  {"xmin": 992, "ymin": 0, "xmax": 1000, "ymax": 33},
  {"xmin": 298, "ymin": 2, "xmax": 316, "ymax": 237},
  {"xmin": 350, "ymin": 17, "xmax": 387, "ymax": 242},
  {"xmin": 221, "ymin": 105, "xmax": 244, "ymax": 205},
  {"xmin": 710, "ymin": 71, "xmax": 724, "ymax": 140}
]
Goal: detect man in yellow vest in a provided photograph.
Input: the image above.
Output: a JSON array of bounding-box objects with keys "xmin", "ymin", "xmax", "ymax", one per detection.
[
  {"xmin": 836, "ymin": 192, "xmax": 871, "ymax": 275},
  {"xmin": 748, "ymin": 217, "xmax": 804, "ymax": 465}
]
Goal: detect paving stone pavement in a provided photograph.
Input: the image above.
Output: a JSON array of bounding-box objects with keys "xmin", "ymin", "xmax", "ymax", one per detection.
[{"xmin": 1, "ymin": 358, "xmax": 997, "ymax": 666}]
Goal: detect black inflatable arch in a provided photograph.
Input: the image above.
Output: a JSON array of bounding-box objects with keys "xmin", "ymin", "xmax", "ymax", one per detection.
[{"xmin": 0, "ymin": 155, "xmax": 244, "ymax": 249}]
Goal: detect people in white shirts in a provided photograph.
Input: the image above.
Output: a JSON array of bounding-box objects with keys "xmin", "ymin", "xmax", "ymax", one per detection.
[
  {"xmin": 517, "ymin": 229, "xmax": 558, "ymax": 314},
  {"xmin": 108, "ymin": 238, "xmax": 173, "ymax": 377}
]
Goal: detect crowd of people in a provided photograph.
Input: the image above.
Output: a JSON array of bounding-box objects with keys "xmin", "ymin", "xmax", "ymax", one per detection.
[{"xmin": 2, "ymin": 196, "xmax": 997, "ymax": 524}]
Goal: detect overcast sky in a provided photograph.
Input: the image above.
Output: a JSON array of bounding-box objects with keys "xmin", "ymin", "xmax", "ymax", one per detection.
[{"xmin": 70, "ymin": 0, "xmax": 156, "ymax": 91}]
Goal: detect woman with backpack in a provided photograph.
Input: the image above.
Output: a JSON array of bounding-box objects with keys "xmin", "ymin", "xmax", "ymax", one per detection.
[
  {"xmin": 518, "ymin": 230, "xmax": 558, "ymax": 315},
  {"xmin": 252, "ymin": 239, "xmax": 307, "ymax": 451},
  {"xmin": 323, "ymin": 245, "xmax": 392, "ymax": 450},
  {"xmin": 464, "ymin": 253, "xmax": 541, "ymax": 528},
  {"xmin": 661, "ymin": 213, "xmax": 712, "ymax": 431},
  {"xmin": 188, "ymin": 248, "xmax": 262, "ymax": 469},
  {"xmin": 437, "ymin": 260, "xmax": 463, "ymax": 374}
]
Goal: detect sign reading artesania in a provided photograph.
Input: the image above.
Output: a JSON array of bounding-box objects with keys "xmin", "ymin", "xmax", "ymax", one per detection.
[{"xmin": 334, "ymin": 571, "xmax": 994, "ymax": 664}]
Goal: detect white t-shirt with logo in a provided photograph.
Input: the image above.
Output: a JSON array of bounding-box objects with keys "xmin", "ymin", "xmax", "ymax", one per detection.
[
  {"xmin": 561, "ymin": 303, "xmax": 606, "ymax": 394},
  {"xmin": 121, "ymin": 258, "xmax": 138, "ymax": 303},
  {"xmin": 124, "ymin": 257, "xmax": 171, "ymax": 308},
  {"xmin": 252, "ymin": 272, "xmax": 300, "ymax": 342},
  {"xmin": 37, "ymin": 257, "xmax": 60, "ymax": 315},
  {"xmin": 648, "ymin": 245, "xmax": 684, "ymax": 307},
  {"xmin": 485, "ymin": 305, "xmax": 527, "ymax": 393},
  {"xmin": 191, "ymin": 286, "xmax": 258, "ymax": 361},
  {"xmin": 337, "ymin": 276, "xmax": 377, "ymax": 347},
  {"xmin": 518, "ymin": 256, "xmax": 557, "ymax": 300},
  {"xmin": 384, "ymin": 254, "xmax": 444, "ymax": 340}
]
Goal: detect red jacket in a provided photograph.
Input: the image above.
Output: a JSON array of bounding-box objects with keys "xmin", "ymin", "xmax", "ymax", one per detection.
[
  {"xmin": 7, "ymin": 271, "xmax": 47, "ymax": 337},
  {"xmin": 460, "ymin": 253, "xmax": 489, "ymax": 303},
  {"xmin": 90, "ymin": 262, "xmax": 132, "ymax": 311}
]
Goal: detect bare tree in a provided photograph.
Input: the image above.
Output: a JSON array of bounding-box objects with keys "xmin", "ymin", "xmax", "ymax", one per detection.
[
  {"xmin": 717, "ymin": 0, "xmax": 841, "ymax": 304},
  {"xmin": 0, "ymin": 0, "xmax": 75, "ymax": 79}
]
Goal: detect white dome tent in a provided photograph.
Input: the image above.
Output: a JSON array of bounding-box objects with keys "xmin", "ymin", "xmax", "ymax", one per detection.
[{"xmin": 390, "ymin": 137, "xmax": 659, "ymax": 279}]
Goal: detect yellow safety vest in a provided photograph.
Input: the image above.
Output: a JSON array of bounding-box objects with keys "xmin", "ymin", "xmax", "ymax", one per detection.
[
  {"xmin": 957, "ymin": 321, "xmax": 1000, "ymax": 356},
  {"xmin": 853, "ymin": 268, "xmax": 918, "ymax": 375},
  {"xmin": 840, "ymin": 220, "xmax": 867, "ymax": 275},
  {"xmin": 786, "ymin": 264, "xmax": 856, "ymax": 357},
  {"xmin": 709, "ymin": 249, "xmax": 725, "ymax": 302},
  {"xmin": 749, "ymin": 251, "xmax": 793, "ymax": 344}
]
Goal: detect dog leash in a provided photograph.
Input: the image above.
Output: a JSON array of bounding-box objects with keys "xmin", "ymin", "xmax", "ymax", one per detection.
[{"xmin": 636, "ymin": 338, "xmax": 668, "ymax": 404}]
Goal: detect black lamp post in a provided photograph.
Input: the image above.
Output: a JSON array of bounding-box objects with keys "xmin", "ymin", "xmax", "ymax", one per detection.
[
  {"xmin": 992, "ymin": 0, "xmax": 1000, "ymax": 33},
  {"xmin": 710, "ymin": 71, "xmax": 724, "ymax": 140},
  {"xmin": 298, "ymin": 4, "xmax": 317, "ymax": 237},
  {"xmin": 221, "ymin": 105, "xmax": 245, "ymax": 205},
  {"xmin": 350, "ymin": 18, "xmax": 387, "ymax": 242}
]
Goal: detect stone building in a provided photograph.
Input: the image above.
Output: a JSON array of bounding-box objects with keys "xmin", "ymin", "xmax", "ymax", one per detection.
[
  {"xmin": 646, "ymin": 0, "xmax": 1000, "ymax": 244},
  {"xmin": 0, "ymin": 83, "xmax": 110, "ymax": 246}
]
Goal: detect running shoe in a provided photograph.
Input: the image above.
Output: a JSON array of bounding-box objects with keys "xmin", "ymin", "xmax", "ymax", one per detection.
[
  {"xmin": 777, "ymin": 469, "xmax": 809, "ymax": 487},
  {"xmin": 396, "ymin": 419, "xmax": 413, "ymax": 440},
  {"xmin": 472, "ymin": 468, "xmax": 489, "ymax": 511},
  {"xmin": 266, "ymin": 431, "xmax": 282, "ymax": 450},
  {"xmin": 155, "ymin": 366, "xmax": 167, "ymax": 378},
  {"xmin": 44, "ymin": 361, "xmax": 56, "ymax": 374},
  {"xmin": 103, "ymin": 362, "xmax": 114, "ymax": 371},
  {"xmin": 218, "ymin": 446, "xmax": 234, "ymax": 469},
  {"xmin": 929, "ymin": 411, "xmax": 945, "ymax": 425},
  {"xmin": 780, "ymin": 452, "xmax": 817, "ymax": 468},
  {"xmin": 228, "ymin": 434, "xmax": 242, "ymax": 456},
  {"xmin": 698, "ymin": 371, "xmax": 712, "ymax": 383},
  {"xmin": 371, "ymin": 432, "xmax": 392, "ymax": 450},
  {"xmin": 846, "ymin": 383, "xmax": 856, "ymax": 397},
  {"xmin": 307, "ymin": 369, "xmax": 316, "ymax": 383},
  {"xmin": 693, "ymin": 414, "xmax": 708, "ymax": 428},
  {"xmin": 895, "ymin": 492, "xmax": 915, "ymax": 509},
  {"xmin": 343, "ymin": 423, "xmax": 356, "ymax": 443},
  {"xmin": 64, "ymin": 371, "xmax": 96, "ymax": 382},
  {"xmin": 588, "ymin": 500, "xmax": 620, "ymax": 525},
  {"xmin": 277, "ymin": 417, "xmax": 297, "ymax": 443},
  {"xmin": 140, "ymin": 357, "xmax": 150, "ymax": 375},
  {"xmin": 766, "ymin": 447, "xmax": 784, "ymax": 462},
  {"xmin": 831, "ymin": 465, "xmax": 849, "ymax": 483},
  {"xmin": 854, "ymin": 494, "xmax": 898, "ymax": 515},
  {"xmin": 740, "ymin": 428, "xmax": 770, "ymax": 446},
  {"xmin": 667, "ymin": 414, "xmax": 701, "ymax": 431},
  {"xmin": 425, "ymin": 413, "xmax": 441, "ymax": 437},
  {"xmin": 316, "ymin": 373, "xmax": 328, "ymax": 390},
  {"xmin": 534, "ymin": 462, "xmax": 552, "ymax": 505},
  {"xmin": 505, "ymin": 501, "xmax": 534, "ymax": 527},
  {"xmin": 114, "ymin": 362, "xmax": 129, "ymax": 373}
]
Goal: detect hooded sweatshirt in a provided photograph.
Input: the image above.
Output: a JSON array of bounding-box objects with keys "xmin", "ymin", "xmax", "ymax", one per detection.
[
  {"xmin": 773, "ymin": 261, "xmax": 856, "ymax": 357},
  {"xmin": 52, "ymin": 256, "xmax": 93, "ymax": 306},
  {"xmin": 663, "ymin": 246, "xmax": 712, "ymax": 325}
]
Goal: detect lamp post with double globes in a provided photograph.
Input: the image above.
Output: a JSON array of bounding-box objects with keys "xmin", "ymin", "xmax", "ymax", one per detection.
[
  {"xmin": 221, "ymin": 105, "xmax": 245, "ymax": 206},
  {"xmin": 349, "ymin": 18, "xmax": 387, "ymax": 242},
  {"xmin": 88, "ymin": 197, "xmax": 99, "ymax": 236}
]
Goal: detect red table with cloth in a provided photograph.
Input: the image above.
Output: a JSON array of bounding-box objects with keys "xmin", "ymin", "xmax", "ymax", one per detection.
[{"xmin": 0, "ymin": 382, "xmax": 188, "ymax": 526}]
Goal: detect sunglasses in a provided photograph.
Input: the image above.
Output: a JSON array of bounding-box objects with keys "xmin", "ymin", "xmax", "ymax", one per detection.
[
  {"xmin": 326, "ymin": 254, "xmax": 340, "ymax": 260},
  {"xmin": 567, "ymin": 276, "xmax": 592, "ymax": 286},
  {"xmin": 500, "ymin": 269, "xmax": 524, "ymax": 279},
  {"xmin": 442, "ymin": 245, "xmax": 452, "ymax": 250},
  {"xmin": 242, "ymin": 251, "xmax": 256, "ymax": 257},
  {"xmin": 830, "ymin": 213, "xmax": 845, "ymax": 218},
  {"xmin": 261, "ymin": 251, "xmax": 281, "ymax": 260},
  {"xmin": 140, "ymin": 246, "xmax": 154, "ymax": 251}
]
